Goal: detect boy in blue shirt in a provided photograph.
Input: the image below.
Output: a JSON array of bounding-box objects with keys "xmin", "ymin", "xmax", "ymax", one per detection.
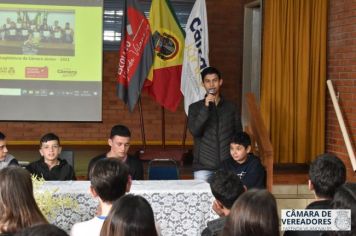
[{"xmin": 221, "ymin": 131, "xmax": 266, "ymax": 189}]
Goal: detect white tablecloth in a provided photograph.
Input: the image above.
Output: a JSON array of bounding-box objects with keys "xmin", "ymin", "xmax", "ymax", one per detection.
[{"xmin": 38, "ymin": 180, "xmax": 218, "ymax": 236}]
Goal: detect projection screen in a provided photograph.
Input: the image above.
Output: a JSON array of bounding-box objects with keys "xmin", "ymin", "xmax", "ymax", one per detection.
[{"xmin": 0, "ymin": 0, "xmax": 103, "ymax": 121}]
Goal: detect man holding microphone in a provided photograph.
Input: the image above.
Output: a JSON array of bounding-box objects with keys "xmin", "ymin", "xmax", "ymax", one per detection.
[{"xmin": 188, "ymin": 67, "xmax": 242, "ymax": 182}]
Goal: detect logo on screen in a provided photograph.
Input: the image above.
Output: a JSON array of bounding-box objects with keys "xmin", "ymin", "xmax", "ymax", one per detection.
[
  {"xmin": 57, "ymin": 68, "xmax": 77, "ymax": 77},
  {"xmin": 0, "ymin": 67, "xmax": 15, "ymax": 75},
  {"xmin": 25, "ymin": 67, "xmax": 48, "ymax": 78}
]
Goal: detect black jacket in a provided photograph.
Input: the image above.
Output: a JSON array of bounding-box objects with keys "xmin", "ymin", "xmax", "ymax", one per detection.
[
  {"xmin": 87, "ymin": 154, "xmax": 144, "ymax": 180},
  {"xmin": 221, "ymin": 154, "xmax": 266, "ymax": 189},
  {"xmin": 26, "ymin": 157, "xmax": 76, "ymax": 180},
  {"xmin": 188, "ymin": 97, "xmax": 242, "ymax": 171}
]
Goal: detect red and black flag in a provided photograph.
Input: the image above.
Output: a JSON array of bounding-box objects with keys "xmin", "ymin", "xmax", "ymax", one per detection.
[{"xmin": 116, "ymin": 0, "xmax": 154, "ymax": 111}]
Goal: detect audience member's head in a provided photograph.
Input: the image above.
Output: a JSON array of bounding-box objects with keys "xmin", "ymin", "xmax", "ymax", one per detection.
[
  {"xmin": 108, "ymin": 125, "xmax": 131, "ymax": 160},
  {"xmin": 0, "ymin": 132, "xmax": 8, "ymax": 161},
  {"xmin": 329, "ymin": 183, "xmax": 356, "ymax": 236},
  {"xmin": 0, "ymin": 166, "xmax": 47, "ymax": 234},
  {"xmin": 14, "ymin": 224, "xmax": 68, "ymax": 236},
  {"xmin": 230, "ymin": 132, "xmax": 252, "ymax": 164},
  {"xmin": 100, "ymin": 194, "xmax": 158, "ymax": 236},
  {"xmin": 89, "ymin": 158, "xmax": 130, "ymax": 202},
  {"xmin": 309, "ymin": 153, "xmax": 346, "ymax": 199},
  {"xmin": 222, "ymin": 189, "xmax": 279, "ymax": 236},
  {"xmin": 39, "ymin": 133, "xmax": 62, "ymax": 162},
  {"xmin": 210, "ymin": 170, "xmax": 245, "ymax": 216}
]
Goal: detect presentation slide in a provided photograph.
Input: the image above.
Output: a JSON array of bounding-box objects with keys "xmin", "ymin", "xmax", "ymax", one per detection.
[{"xmin": 0, "ymin": 0, "xmax": 102, "ymax": 121}]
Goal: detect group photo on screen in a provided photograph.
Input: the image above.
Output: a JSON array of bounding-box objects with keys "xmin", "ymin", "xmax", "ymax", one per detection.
[{"xmin": 0, "ymin": 9, "xmax": 75, "ymax": 56}]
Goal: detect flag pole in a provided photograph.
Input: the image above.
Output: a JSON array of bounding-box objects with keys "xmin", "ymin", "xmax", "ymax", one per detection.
[
  {"xmin": 182, "ymin": 115, "xmax": 188, "ymax": 149},
  {"xmin": 161, "ymin": 106, "xmax": 165, "ymax": 149},
  {"xmin": 138, "ymin": 96, "xmax": 146, "ymax": 150}
]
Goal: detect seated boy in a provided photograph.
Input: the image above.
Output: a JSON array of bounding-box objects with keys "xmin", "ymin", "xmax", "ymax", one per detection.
[
  {"xmin": 26, "ymin": 133, "xmax": 76, "ymax": 180},
  {"xmin": 202, "ymin": 170, "xmax": 245, "ymax": 236},
  {"xmin": 87, "ymin": 125, "xmax": 143, "ymax": 180},
  {"xmin": 0, "ymin": 131, "xmax": 19, "ymax": 170},
  {"xmin": 71, "ymin": 158, "xmax": 131, "ymax": 236},
  {"xmin": 221, "ymin": 131, "xmax": 266, "ymax": 189},
  {"xmin": 284, "ymin": 153, "xmax": 346, "ymax": 236}
]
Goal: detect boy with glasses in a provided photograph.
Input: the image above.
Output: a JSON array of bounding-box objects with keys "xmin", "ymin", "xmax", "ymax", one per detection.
[{"xmin": 26, "ymin": 133, "xmax": 76, "ymax": 180}]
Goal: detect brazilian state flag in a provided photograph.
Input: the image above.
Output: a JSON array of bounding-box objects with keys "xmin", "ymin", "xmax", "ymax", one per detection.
[
  {"xmin": 116, "ymin": 0, "xmax": 154, "ymax": 112},
  {"xmin": 144, "ymin": 0, "xmax": 185, "ymax": 112}
]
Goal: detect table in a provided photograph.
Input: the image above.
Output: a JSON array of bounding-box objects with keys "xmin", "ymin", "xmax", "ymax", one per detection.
[{"xmin": 37, "ymin": 180, "xmax": 218, "ymax": 236}]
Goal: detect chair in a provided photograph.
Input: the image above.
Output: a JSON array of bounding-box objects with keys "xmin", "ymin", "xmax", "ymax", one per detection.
[
  {"xmin": 139, "ymin": 149, "xmax": 186, "ymax": 166},
  {"xmin": 18, "ymin": 161, "xmax": 30, "ymax": 168},
  {"xmin": 60, "ymin": 150, "xmax": 74, "ymax": 168},
  {"xmin": 148, "ymin": 159, "xmax": 179, "ymax": 180}
]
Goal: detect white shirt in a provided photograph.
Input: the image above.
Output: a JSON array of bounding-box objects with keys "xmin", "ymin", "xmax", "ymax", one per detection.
[{"xmin": 70, "ymin": 216, "xmax": 106, "ymax": 236}]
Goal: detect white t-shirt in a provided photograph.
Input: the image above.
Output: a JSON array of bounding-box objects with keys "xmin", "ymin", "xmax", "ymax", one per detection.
[{"xmin": 70, "ymin": 216, "xmax": 106, "ymax": 236}]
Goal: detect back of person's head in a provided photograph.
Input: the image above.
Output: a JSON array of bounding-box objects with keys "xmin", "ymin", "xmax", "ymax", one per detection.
[
  {"xmin": 330, "ymin": 183, "xmax": 356, "ymax": 236},
  {"xmin": 210, "ymin": 170, "xmax": 245, "ymax": 209},
  {"xmin": 0, "ymin": 132, "xmax": 5, "ymax": 140},
  {"xmin": 0, "ymin": 166, "xmax": 47, "ymax": 233},
  {"xmin": 89, "ymin": 158, "xmax": 130, "ymax": 202},
  {"xmin": 110, "ymin": 125, "xmax": 131, "ymax": 139},
  {"xmin": 100, "ymin": 194, "xmax": 158, "ymax": 236},
  {"xmin": 201, "ymin": 66, "xmax": 221, "ymax": 81},
  {"xmin": 14, "ymin": 224, "xmax": 68, "ymax": 236},
  {"xmin": 230, "ymin": 132, "xmax": 251, "ymax": 149},
  {"xmin": 309, "ymin": 153, "xmax": 346, "ymax": 199},
  {"xmin": 222, "ymin": 189, "xmax": 279, "ymax": 236},
  {"xmin": 39, "ymin": 133, "xmax": 60, "ymax": 146}
]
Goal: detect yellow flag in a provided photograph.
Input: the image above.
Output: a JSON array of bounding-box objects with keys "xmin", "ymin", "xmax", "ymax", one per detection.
[{"xmin": 145, "ymin": 0, "xmax": 185, "ymax": 111}]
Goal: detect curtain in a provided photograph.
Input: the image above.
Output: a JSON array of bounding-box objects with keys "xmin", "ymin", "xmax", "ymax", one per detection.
[{"xmin": 261, "ymin": 0, "xmax": 327, "ymax": 163}]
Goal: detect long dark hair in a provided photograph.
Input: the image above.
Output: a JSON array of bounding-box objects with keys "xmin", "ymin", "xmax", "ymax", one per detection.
[
  {"xmin": 329, "ymin": 183, "xmax": 356, "ymax": 236},
  {"xmin": 100, "ymin": 194, "xmax": 158, "ymax": 236},
  {"xmin": 0, "ymin": 166, "xmax": 47, "ymax": 233},
  {"xmin": 222, "ymin": 189, "xmax": 279, "ymax": 236}
]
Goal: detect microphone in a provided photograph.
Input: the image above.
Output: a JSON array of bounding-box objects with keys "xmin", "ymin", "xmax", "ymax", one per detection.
[
  {"xmin": 208, "ymin": 89, "xmax": 216, "ymax": 108},
  {"xmin": 208, "ymin": 88, "xmax": 216, "ymax": 95}
]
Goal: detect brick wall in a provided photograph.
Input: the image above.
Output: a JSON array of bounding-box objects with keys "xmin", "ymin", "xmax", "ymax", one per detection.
[
  {"xmin": 0, "ymin": 0, "xmax": 248, "ymax": 146},
  {"xmin": 328, "ymin": 0, "xmax": 356, "ymax": 181}
]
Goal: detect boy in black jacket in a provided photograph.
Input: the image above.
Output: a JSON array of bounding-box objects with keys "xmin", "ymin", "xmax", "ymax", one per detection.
[
  {"xmin": 221, "ymin": 131, "xmax": 265, "ymax": 189},
  {"xmin": 27, "ymin": 133, "xmax": 76, "ymax": 180}
]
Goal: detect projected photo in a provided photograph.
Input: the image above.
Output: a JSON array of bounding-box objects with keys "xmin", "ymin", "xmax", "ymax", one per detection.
[{"xmin": 0, "ymin": 9, "xmax": 75, "ymax": 56}]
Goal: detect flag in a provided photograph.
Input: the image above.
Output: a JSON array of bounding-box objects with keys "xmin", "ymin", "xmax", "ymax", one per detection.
[
  {"xmin": 145, "ymin": 0, "xmax": 185, "ymax": 112},
  {"xmin": 181, "ymin": 0, "xmax": 209, "ymax": 115},
  {"xmin": 116, "ymin": 0, "xmax": 154, "ymax": 111}
]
